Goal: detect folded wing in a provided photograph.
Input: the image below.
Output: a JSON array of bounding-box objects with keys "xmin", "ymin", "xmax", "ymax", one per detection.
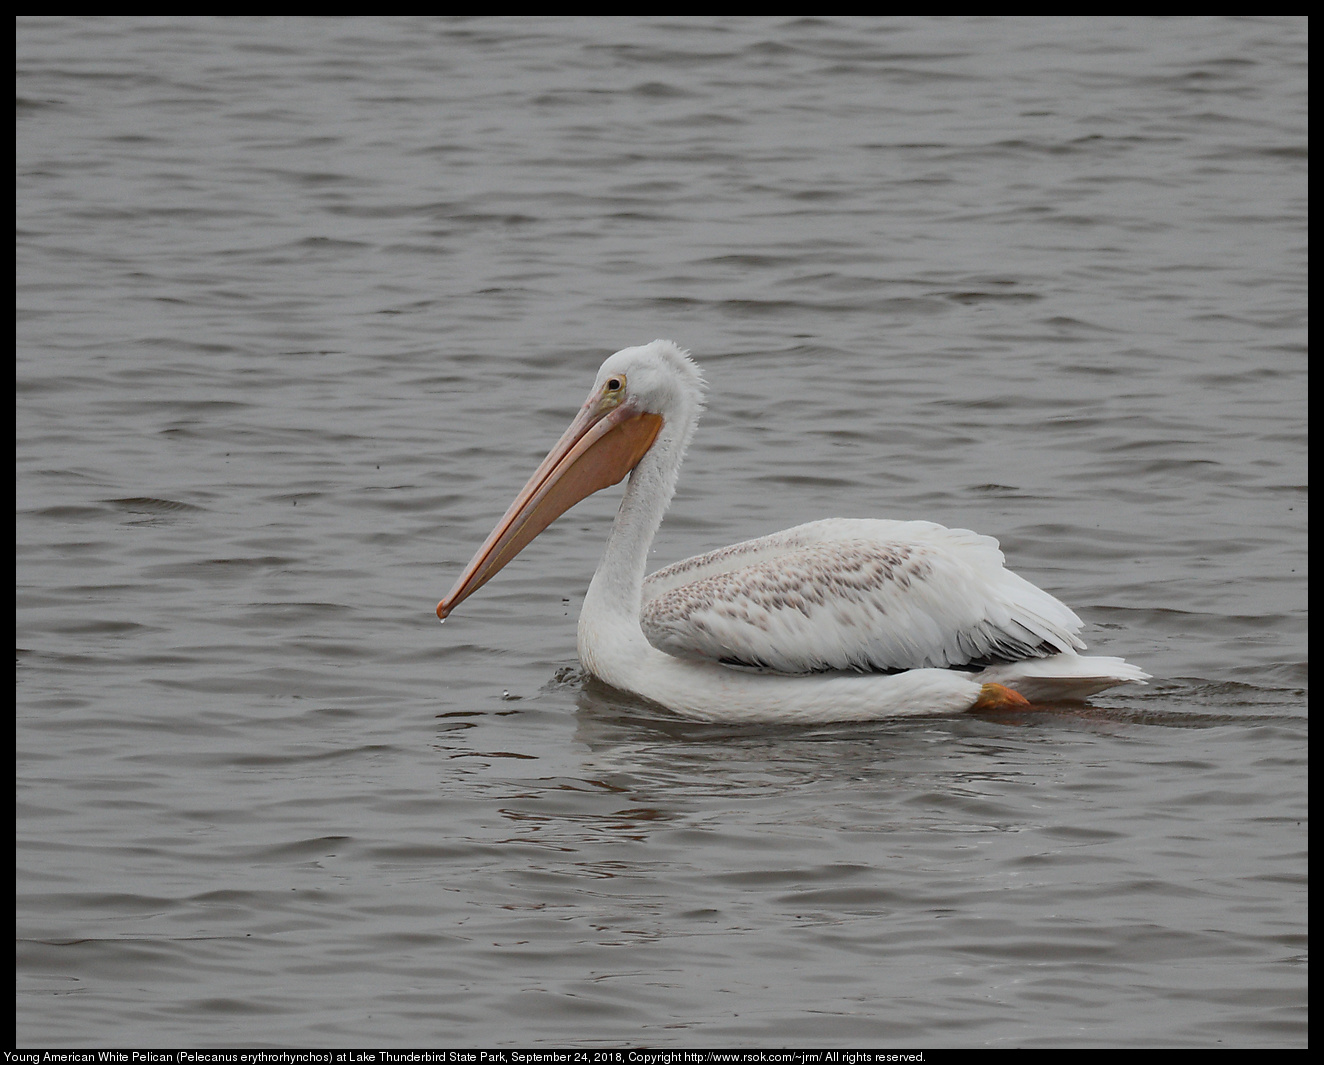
[{"xmin": 640, "ymin": 518, "xmax": 1086, "ymax": 674}]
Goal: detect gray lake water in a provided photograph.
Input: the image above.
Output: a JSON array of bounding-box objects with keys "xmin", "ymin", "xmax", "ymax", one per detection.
[{"xmin": 16, "ymin": 16, "xmax": 1307, "ymax": 1048}]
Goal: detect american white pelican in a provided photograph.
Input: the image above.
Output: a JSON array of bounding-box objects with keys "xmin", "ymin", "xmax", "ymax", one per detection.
[{"xmin": 437, "ymin": 340, "xmax": 1148, "ymax": 723}]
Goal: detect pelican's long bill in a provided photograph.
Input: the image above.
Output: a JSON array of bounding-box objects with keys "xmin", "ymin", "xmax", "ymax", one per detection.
[{"xmin": 437, "ymin": 379, "xmax": 663, "ymax": 620}]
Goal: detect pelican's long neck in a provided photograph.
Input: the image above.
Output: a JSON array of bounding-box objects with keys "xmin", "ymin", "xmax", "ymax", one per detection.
[
  {"xmin": 588, "ymin": 416, "xmax": 688, "ymax": 618},
  {"xmin": 578, "ymin": 404, "xmax": 695, "ymax": 674}
]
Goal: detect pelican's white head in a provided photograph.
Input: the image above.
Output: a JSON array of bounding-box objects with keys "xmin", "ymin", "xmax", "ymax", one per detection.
[{"xmin": 590, "ymin": 339, "xmax": 706, "ymax": 422}]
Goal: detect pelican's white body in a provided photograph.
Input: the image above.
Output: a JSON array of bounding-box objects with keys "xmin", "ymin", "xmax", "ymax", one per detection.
[
  {"xmin": 438, "ymin": 339, "xmax": 1148, "ymax": 722},
  {"xmin": 564, "ymin": 341, "xmax": 1147, "ymax": 722}
]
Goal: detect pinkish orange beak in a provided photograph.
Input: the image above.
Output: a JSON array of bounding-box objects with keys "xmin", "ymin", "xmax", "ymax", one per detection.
[{"xmin": 437, "ymin": 389, "xmax": 662, "ymax": 620}]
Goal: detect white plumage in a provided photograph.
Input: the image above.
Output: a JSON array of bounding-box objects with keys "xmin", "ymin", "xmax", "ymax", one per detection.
[
  {"xmin": 438, "ymin": 340, "xmax": 1148, "ymax": 722},
  {"xmin": 641, "ymin": 519, "xmax": 1085, "ymax": 674}
]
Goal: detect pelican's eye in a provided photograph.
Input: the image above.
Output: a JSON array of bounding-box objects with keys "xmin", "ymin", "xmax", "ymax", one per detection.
[{"xmin": 597, "ymin": 372, "xmax": 628, "ymax": 411}]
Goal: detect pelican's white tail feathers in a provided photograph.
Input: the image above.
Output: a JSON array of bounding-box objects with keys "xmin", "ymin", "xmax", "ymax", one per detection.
[{"xmin": 977, "ymin": 655, "xmax": 1150, "ymax": 704}]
